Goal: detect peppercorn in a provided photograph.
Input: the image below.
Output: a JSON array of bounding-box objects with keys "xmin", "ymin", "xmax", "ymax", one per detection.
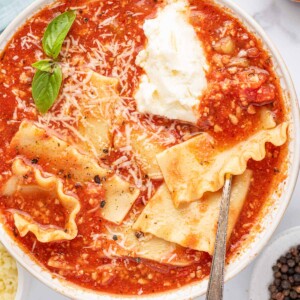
[
  {"xmin": 280, "ymin": 257, "xmax": 288, "ymax": 264},
  {"xmin": 273, "ymin": 266, "xmax": 280, "ymax": 272},
  {"xmin": 270, "ymin": 246, "xmax": 300, "ymax": 300},
  {"xmin": 269, "ymin": 285, "xmax": 277, "ymax": 293},
  {"xmin": 288, "ymin": 276, "xmax": 294, "ymax": 284},
  {"xmin": 282, "ymin": 289, "xmax": 290, "ymax": 296},
  {"xmin": 281, "ymin": 280, "xmax": 291, "ymax": 290},
  {"xmin": 281, "ymin": 265, "xmax": 289, "ymax": 273},
  {"xmin": 275, "ymin": 279, "xmax": 281, "ymax": 287},
  {"xmin": 287, "ymin": 268, "xmax": 295, "ymax": 275},
  {"xmin": 287, "ymin": 260, "xmax": 296, "ymax": 268},
  {"xmin": 289, "ymin": 290, "xmax": 297, "ymax": 299},
  {"xmin": 293, "ymin": 274, "xmax": 300, "ymax": 282},
  {"xmin": 290, "ymin": 248, "xmax": 298, "ymax": 257},
  {"xmin": 271, "ymin": 292, "xmax": 277, "ymax": 299},
  {"xmin": 274, "ymin": 292, "xmax": 284, "ymax": 300},
  {"xmin": 282, "ymin": 274, "xmax": 288, "ymax": 280},
  {"xmin": 293, "ymin": 285, "xmax": 300, "ymax": 293}
]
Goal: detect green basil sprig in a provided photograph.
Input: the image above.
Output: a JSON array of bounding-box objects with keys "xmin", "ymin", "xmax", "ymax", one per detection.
[
  {"xmin": 42, "ymin": 11, "xmax": 76, "ymax": 59},
  {"xmin": 32, "ymin": 60, "xmax": 55, "ymax": 72},
  {"xmin": 32, "ymin": 66, "xmax": 62, "ymax": 113},
  {"xmin": 32, "ymin": 10, "xmax": 76, "ymax": 113}
]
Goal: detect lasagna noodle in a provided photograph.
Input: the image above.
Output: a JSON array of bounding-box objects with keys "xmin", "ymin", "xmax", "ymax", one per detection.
[
  {"xmin": 98, "ymin": 224, "xmax": 194, "ymax": 266},
  {"xmin": 78, "ymin": 71, "xmax": 119, "ymax": 158},
  {"xmin": 10, "ymin": 121, "xmax": 139, "ymax": 224},
  {"xmin": 157, "ymin": 122, "xmax": 288, "ymax": 206},
  {"xmin": 101, "ymin": 176, "xmax": 140, "ymax": 225},
  {"xmin": 2, "ymin": 159, "xmax": 80, "ymax": 242},
  {"xmin": 114, "ymin": 126, "xmax": 166, "ymax": 179},
  {"xmin": 11, "ymin": 121, "xmax": 108, "ymax": 181},
  {"xmin": 133, "ymin": 170, "xmax": 252, "ymax": 255}
]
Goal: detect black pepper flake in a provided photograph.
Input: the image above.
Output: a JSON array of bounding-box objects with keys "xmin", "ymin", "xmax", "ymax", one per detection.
[
  {"xmin": 31, "ymin": 158, "xmax": 39, "ymax": 164},
  {"xmin": 103, "ymin": 148, "xmax": 109, "ymax": 154},
  {"xmin": 135, "ymin": 231, "xmax": 144, "ymax": 239},
  {"xmin": 100, "ymin": 200, "xmax": 106, "ymax": 208},
  {"xmin": 112, "ymin": 235, "xmax": 118, "ymax": 241},
  {"xmin": 83, "ymin": 17, "xmax": 89, "ymax": 23},
  {"xmin": 75, "ymin": 183, "xmax": 82, "ymax": 189},
  {"xmin": 94, "ymin": 175, "xmax": 101, "ymax": 184},
  {"xmin": 64, "ymin": 173, "xmax": 72, "ymax": 179}
]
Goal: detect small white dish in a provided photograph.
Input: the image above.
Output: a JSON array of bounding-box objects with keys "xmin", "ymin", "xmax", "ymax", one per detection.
[
  {"xmin": 249, "ymin": 226, "xmax": 300, "ymax": 300},
  {"xmin": 15, "ymin": 264, "xmax": 31, "ymax": 300}
]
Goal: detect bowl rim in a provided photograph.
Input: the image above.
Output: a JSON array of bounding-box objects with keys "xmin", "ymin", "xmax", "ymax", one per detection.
[{"xmin": 0, "ymin": 0, "xmax": 299, "ymax": 299}]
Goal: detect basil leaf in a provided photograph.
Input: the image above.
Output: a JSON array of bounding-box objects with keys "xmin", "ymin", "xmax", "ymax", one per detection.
[
  {"xmin": 42, "ymin": 11, "xmax": 76, "ymax": 59},
  {"xmin": 32, "ymin": 60, "xmax": 54, "ymax": 72},
  {"xmin": 32, "ymin": 65, "xmax": 63, "ymax": 113}
]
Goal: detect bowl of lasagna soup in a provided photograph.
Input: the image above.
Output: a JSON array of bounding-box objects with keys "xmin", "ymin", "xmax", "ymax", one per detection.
[{"xmin": 0, "ymin": 0, "xmax": 298, "ymax": 299}]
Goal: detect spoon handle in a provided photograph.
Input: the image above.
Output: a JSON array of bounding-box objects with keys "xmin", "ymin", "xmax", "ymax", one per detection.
[{"xmin": 206, "ymin": 174, "xmax": 233, "ymax": 300}]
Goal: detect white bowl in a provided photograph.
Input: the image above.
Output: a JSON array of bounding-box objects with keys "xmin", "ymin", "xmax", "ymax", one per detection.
[
  {"xmin": 249, "ymin": 226, "xmax": 300, "ymax": 300},
  {"xmin": 0, "ymin": 0, "xmax": 299, "ymax": 299}
]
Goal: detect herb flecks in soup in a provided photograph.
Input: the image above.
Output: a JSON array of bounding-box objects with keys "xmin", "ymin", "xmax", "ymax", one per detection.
[{"xmin": 0, "ymin": 0, "xmax": 288, "ymax": 295}]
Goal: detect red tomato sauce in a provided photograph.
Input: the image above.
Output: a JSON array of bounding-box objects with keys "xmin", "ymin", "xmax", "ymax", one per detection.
[{"xmin": 0, "ymin": 0, "xmax": 287, "ymax": 295}]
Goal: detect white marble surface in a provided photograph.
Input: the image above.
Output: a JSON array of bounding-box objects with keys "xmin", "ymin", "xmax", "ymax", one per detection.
[{"xmin": 21, "ymin": 0, "xmax": 300, "ymax": 299}]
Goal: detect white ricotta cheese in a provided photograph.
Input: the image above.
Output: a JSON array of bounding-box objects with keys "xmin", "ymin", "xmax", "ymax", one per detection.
[{"xmin": 135, "ymin": 0, "xmax": 208, "ymax": 123}]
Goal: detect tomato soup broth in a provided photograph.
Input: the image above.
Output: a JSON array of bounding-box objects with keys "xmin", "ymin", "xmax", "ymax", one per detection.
[{"xmin": 0, "ymin": 0, "xmax": 288, "ymax": 295}]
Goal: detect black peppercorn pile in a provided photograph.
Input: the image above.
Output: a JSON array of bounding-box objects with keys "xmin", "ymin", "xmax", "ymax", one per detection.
[{"xmin": 269, "ymin": 246, "xmax": 300, "ymax": 300}]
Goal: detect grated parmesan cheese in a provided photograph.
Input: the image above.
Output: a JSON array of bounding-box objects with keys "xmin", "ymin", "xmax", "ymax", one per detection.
[
  {"xmin": 0, "ymin": 243, "xmax": 18, "ymax": 300},
  {"xmin": 4, "ymin": 3, "xmax": 187, "ymax": 264}
]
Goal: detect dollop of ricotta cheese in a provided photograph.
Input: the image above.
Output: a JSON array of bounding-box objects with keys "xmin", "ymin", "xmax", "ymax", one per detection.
[{"xmin": 135, "ymin": 0, "xmax": 208, "ymax": 123}]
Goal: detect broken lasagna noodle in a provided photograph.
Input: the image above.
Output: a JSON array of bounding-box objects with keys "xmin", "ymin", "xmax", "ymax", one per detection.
[{"xmin": 0, "ymin": 0, "xmax": 288, "ymax": 296}]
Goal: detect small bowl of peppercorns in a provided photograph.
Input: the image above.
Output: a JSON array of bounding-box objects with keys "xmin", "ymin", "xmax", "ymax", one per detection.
[{"xmin": 250, "ymin": 227, "xmax": 300, "ymax": 300}]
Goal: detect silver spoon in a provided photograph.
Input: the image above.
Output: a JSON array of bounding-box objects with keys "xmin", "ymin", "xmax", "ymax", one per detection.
[{"xmin": 206, "ymin": 174, "xmax": 233, "ymax": 300}]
